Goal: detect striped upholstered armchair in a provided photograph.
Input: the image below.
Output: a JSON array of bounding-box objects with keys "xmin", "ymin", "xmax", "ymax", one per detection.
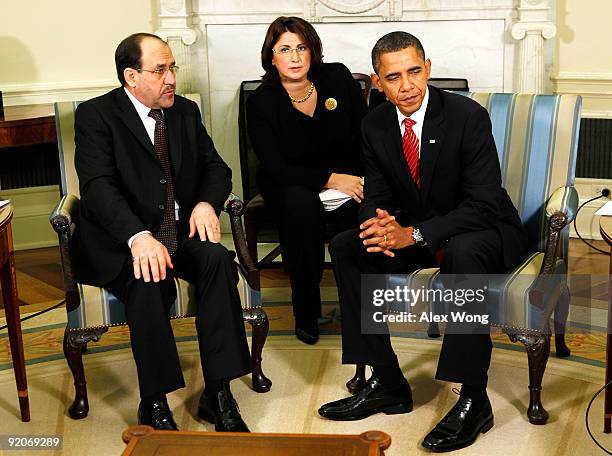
[
  {"xmin": 50, "ymin": 101, "xmax": 271, "ymax": 420},
  {"xmin": 348, "ymin": 93, "xmax": 582, "ymax": 426}
]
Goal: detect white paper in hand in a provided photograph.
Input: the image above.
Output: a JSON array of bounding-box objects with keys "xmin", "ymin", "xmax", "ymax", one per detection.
[{"xmin": 319, "ymin": 189, "xmax": 352, "ymax": 211}]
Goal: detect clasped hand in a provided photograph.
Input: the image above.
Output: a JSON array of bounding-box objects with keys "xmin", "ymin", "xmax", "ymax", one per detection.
[
  {"xmin": 359, "ymin": 208, "xmax": 415, "ymax": 258},
  {"xmin": 130, "ymin": 202, "xmax": 220, "ymax": 282}
]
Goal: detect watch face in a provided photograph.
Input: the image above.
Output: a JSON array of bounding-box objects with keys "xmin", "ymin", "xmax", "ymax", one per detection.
[{"xmin": 412, "ymin": 228, "xmax": 424, "ymax": 243}]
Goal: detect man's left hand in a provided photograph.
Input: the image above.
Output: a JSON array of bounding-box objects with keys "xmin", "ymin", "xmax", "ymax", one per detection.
[{"xmin": 189, "ymin": 202, "xmax": 221, "ymax": 243}]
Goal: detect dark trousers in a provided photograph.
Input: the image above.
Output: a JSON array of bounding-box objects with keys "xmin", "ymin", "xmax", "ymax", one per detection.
[
  {"xmin": 330, "ymin": 227, "xmax": 507, "ymax": 388},
  {"xmin": 264, "ymin": 185, "xmax": 358, "ymax": 322},
  {"xmin": 106, "ymin": 236, "xmax": 251, "ymax": 399}
]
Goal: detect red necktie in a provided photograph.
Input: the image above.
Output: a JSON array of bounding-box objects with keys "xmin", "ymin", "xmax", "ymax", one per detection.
[{"xmin": 402, "ymin": 118, "xmax": 420, "ymax": 188}]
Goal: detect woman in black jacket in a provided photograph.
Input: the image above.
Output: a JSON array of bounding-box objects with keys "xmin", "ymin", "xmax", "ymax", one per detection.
[{"xmin": 247, "ymin": 16, "xmax": 367, "ymax": 344}]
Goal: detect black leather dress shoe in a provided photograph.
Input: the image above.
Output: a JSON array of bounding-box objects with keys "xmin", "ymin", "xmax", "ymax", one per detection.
[
  {"xmin": 295, "ymin": 319, "xmax": 319, "ymax": 345},
  {"xmin": 197, "ymin": 389, "xmax": 250, "ymax": 432},
  {"xmin": 318, "ymin": 376, "xmax": 413, "ymax": 421},
  {"xmin": 421, "ymin": 395, "xmax": 493, "ymax": 452},
  {"xmin": 138, "ymin": 400, "xmax": 178, "ymax": 430}
]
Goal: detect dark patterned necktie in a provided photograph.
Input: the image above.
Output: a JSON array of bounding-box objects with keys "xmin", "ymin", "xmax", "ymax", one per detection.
[
  {"xmin": 402, "ymin": 118, "xmax": 420, "ymax": 188},
  {"xmin": 148, "ymin": 109, "xmax": 177, "ymax": 255}
]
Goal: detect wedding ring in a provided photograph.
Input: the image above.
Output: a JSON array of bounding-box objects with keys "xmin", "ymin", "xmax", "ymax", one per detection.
[
  {"xmin": 132, "ymin": 256, "xmax": 139, "ymax": 262},
  {"xmin": 383, "ymin": 234, "xmax": 388, "ymax": 243}
]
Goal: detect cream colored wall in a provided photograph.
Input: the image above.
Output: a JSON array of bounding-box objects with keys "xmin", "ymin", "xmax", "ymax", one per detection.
[
  {"xmin": 0, "ymin": 0, "xmax": 156, "ymax": 105},
  {"xmin": 0, "ymin": 1, "xmax": 156, "ymax": 249},
  {"xmin": 554, "ymin": 0, "xmax": 612, "ymax": 118},
  {"xmin": 554, "ymin": 0, "xmax": 612, "ymax": 240}
]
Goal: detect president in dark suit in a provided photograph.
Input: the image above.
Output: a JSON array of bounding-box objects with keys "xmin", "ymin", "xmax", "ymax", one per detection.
[
  {"xmin": 318, "ymin": 32, "xmax": 527, "ymax": 452},
  {"xmin": 73, "ymin": 33, "xmax": 250, "ymax": 432}
]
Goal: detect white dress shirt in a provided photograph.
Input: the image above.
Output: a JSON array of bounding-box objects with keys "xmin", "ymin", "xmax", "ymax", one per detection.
[{"xmin": 395, "ymin": 87, "xmax": 429, "ymax": 158}]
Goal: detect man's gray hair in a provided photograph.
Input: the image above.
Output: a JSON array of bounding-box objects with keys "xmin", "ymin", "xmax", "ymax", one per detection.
[{"xmin": 371, "ymin": 31, "xmax": 426, "ymax": 74}]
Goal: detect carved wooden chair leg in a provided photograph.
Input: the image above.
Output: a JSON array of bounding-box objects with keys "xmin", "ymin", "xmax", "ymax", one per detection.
[
  {"xmin": 244, "ymin": 308, "xmax": 272, "ymax": 392},
  {"xmin": 63, "ymin": 327, "xmax": 107, "ymax": 419},
  {"xmin": 347, "ymin": 364, "xmax": 367, "ymax": 393},
  {"xmin": 554, "ymin": 285, "xmax": 571, "ymax": 358},
  {"xmin": 244, "ymin": 213, "xmax": 259, "ymax": 264},
  {"xmin": 427, "ymin": 322, "xmax": 441, "ymax": 338},
  {"xmin": 508, "ymin": 331, "xmax": 550, "ymax": 425}
]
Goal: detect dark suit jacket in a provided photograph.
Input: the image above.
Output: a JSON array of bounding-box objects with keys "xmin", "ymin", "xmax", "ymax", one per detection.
[
  {"xmin": 246, "ymin": 62, "xmax": 368, "ymax": 195},
  {"xmin": 72, "ymin": 88, "xmax": 231, "ymax": 285},
  {"xmin": 360, "ymin": 86, "xmax": 527, "ymax": 268}
]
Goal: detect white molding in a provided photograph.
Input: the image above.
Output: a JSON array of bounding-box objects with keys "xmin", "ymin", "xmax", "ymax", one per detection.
[
  {"xmin": 190, "ymin": 0, "xmax": 517, "ymax": 21},
  {"xmin": 510, "ymin": 0, "xmax": 555, "ymax": 93},
  {"xmin": 156, "ymin": 0, "xmax": 199, "ymax": 45},
  {"xmin": 314, "ymin": 0, "xmax": 387, "ymax": 14},
  {"xmin": 580, "ymin": 110, "xmax": 612, "ymax": 119},
  {"xmin": 552, "ymin": 71, "xmax": 612, "ymax": 81},
  {"xmin": 190, "ymin": 12, "xmax": 304, "ymax": 25},
  {"xmin": 552, "ymin": 72, "xmax": 612, "ymax": 118},
  {"xmin": 156, "ymin": 28, "xmax": 199, "ymax": 45},
  {"xmin": 2, "ymin": 80, "xmax": 117, "ymax": 106},
  {"xmin": 511, "ymin": 21, "xmax": 556, "ymax": 40},
  {"xmin": 307, "ymin": 0, "xmax": 400, "ymax": 21},
  {"xmin": 552, "ymin": 72, "xmax": 612, "ymax": 92}
]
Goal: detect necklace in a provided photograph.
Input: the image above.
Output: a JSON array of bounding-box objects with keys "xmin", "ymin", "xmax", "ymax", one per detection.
[{"xmin": 289, "ymin": 81, "xmax": 315, "ymax": 103}]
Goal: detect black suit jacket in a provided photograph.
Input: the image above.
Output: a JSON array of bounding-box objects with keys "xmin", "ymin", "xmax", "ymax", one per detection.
[
  {"xmin": 72, "ymin": 88, "xmax": 232, "ymax": 285},
  {"xmin": 360, "ymin": 86, "xmax": 526, "ymax": 268},
  {"xmin": 246, "ymin": 62, "xmax": 368, "ymax": 194}
]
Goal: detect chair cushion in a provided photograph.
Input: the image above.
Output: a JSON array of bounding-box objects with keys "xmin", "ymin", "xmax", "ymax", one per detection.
[
  {"xmin": 66, "ymin": 264, "xmax": 261, "ymax": 330},
  {"xmin": 384, "ymin": 253, "xmax": 566, "ymax": 333}
]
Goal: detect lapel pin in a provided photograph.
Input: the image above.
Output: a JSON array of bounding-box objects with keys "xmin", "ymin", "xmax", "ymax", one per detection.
[
  {"xmin": 325, "ymin": 98, "xmax": 338, "ymax": 111},
  {"xmin": 429, "ymin": 139, "xmax": 436, "ymax": 144}
]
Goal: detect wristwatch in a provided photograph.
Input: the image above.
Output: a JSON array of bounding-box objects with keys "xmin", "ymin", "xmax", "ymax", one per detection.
[{"xmin": 411, "ymin": 227, "xmax": 427, "ymax": 246}]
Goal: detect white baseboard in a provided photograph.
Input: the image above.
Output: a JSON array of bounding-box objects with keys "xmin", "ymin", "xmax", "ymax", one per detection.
[{"xmin": 0, "ymin": 186, "xmax": 60, "ymax": 250}]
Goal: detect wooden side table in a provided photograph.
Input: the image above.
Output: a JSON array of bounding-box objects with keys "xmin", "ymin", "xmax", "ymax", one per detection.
[
  {"xmin": 600, "ymin": 216, "xmax": 612, "ymax": 433},
  {"xmin": 122, "ymin": 425, "xmax": 391, "ymax": 455},
  {"xmin": 0, "ymin": 203, "xmax": 29, "ymax": 421}
]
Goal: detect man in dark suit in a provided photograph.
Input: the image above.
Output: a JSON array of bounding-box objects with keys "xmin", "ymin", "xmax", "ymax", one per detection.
[
  {"xmin": 318, "ymin": 32, "xmax": 527, "ymax": 452},
  {"xmin": 73, "ymin": 33, "xmax": 251, "ymax": 432}
]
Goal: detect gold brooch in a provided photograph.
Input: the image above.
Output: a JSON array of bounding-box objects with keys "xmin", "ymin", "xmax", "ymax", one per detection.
[{"xmin": 325, "ymin": 98, "xmax": 338, "ymax": 111}]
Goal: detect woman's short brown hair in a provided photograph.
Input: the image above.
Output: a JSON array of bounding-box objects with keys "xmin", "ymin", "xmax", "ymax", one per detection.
[{"xmin": 261, "ymin": 16, "xmax": 323, "ymax": 83}]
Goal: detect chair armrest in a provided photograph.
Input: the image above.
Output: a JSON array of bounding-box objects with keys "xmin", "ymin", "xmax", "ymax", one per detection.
[
  {"xmin": 538, "ymin": 186, "xmax": 577, "ymax": 275},
  {"xmin": 49, "ymin": 194, "xmax": 80, "ymax": 309},
  {"xmin": 50, "ymin": 194, "xmax": 79, "ymax": 234},
  {"xmin": 528, "ymin": 187, "xmax": 577, "ymax": 311},
  {"xmin": 546, "ymin": 186, "xmax": 578, "ymax": 224},
  {"xmin": 224, "ymin": 193, "xmax": 260, "ymax": 290}
]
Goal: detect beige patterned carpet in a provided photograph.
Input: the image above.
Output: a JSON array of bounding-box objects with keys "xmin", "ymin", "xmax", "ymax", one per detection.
[
  {"xmin": 1, "ymin": 240, "xmax": 611, "ymax": 454},
  {"xmin": 0, "ymin": 326, "xmax": 609, "ymax": 455}
]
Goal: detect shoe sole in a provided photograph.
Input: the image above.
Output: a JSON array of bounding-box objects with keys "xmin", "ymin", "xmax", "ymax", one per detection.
[
  {"xmin": 321, "ymin": 402, "xmax": 413, "ymax": 421},
  {"xmin": 422, "ymin": 417, "xmax": 494, "ymax": 453}
]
